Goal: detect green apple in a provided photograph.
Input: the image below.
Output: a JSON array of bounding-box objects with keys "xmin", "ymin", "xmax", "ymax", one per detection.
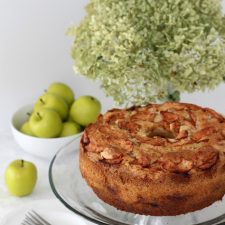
[
  {"xmin": 66, "ymin": 115, "xmax": 85, "ymax": 131},
  {"xmin": 47, "ymin": 82, "xmax": 74, "ymax": 106},
  {"xmin": 29, "ymin": 108, "xmax": 62, "ymax": 138},
  {"xmin": 34, "ymin": 93, "xmax": 68, "ymax": 120},
  {"xmin": 20, "ymin": 121, "xmax": 33, "ymax": 136},
  {"xmin": 69, "ymin": 95, "xmax": 101, "ymax": 126},
  {"xmin": 5, "ymin": 159, "xmax": 37, "ymax": 197},
  {"xmin": 60, "ymin": 121, "xmax": 81, "ymax": 137}
]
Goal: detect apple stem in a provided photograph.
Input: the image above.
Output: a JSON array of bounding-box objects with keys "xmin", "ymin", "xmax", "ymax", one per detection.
[
  {"xmin": 27, "ymin": 112, "xmax": 31, "ymax": 117},
  {"xmin": 40, "ymin": 98, "xmax": 45, "ymax": 104},
  {"xmin": 44, "ymin": 89, "xmax": 47, "ymax": 93},
  {"xmin": 21, "ymin": 159, "xmax": 24, "ymax": 167},
  {"xmin": 36, "ymin": 112, "xmax": 42, "ymax": 119}
]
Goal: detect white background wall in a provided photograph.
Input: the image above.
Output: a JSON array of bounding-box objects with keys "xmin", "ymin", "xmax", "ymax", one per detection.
[{"xmin": 0, "ymin": 0, "xmax": 225, "ymax": 132}]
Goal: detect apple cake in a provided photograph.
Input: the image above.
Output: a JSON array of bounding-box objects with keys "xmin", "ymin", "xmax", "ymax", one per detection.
[{"xmin": 79, "ymin": 102, "xmax": 225, "ymax": 216}]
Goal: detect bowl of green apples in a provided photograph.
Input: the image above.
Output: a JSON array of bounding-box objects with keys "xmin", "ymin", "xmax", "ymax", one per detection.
[{"xmin": 11, "ymin": 82, "xmax": 101, "ymax": 160}]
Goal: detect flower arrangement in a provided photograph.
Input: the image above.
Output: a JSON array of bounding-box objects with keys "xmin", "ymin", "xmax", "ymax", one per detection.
[{"xmin": 68, "ymin": 0, "xmax": 225, "ymax": 105}]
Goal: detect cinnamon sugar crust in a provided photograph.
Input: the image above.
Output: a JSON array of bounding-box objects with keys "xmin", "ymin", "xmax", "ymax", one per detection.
[{"xmin": 79, "ymin": 102, "xmax": 225, "ymax": 216}]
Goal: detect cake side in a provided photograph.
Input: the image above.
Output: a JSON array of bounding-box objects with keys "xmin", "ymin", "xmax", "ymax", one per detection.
[{"xmin": 80, "ymin": 143, "xmax": 225, "ymax": 216}]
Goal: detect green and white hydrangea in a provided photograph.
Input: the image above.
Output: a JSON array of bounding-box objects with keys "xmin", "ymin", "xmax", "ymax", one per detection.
[{"xmin": 68, "ymin": 0, "xmax": 225, "ymax": 106}]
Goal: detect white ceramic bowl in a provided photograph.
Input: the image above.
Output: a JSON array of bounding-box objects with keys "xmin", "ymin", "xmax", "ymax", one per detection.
[{"xmin": 11, "ymin": 104, "xmax": 82, "ymax": 160}]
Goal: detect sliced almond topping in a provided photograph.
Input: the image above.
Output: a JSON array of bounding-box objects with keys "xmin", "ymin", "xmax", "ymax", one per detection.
[
  {"xmin": 163, "ymin": 158, "xmax": 193, "ymax": 173},
  {"xmin": 154, "ymin": 113, "xmax": 163, "ymax": 123},
  {"xmin": 177, "ymin": 130, "xmax": 188, "ymax": 140},
  {"xmin": 180, "ymin": 125, "xmax": 190, "ymax": 132},
  {"xmin": 138, "ymin": 150, "xmax": 160, "ymax": 167},
  {"xmin": 183, "ymin": 120, "xmax": 196, "ymax": 128},
  {"xmin": 192, "ymin": 127, "xmax": 215, "ymax": 141},
  {"xmin": 169, "ymin": 122, "xmax": 180, "ymax": 134},
  {"xmin": 178, "ymin": 159, "xmax": 193, "ymax": 172},
  {"xmin": 100, "ymin": 147, "xmax": 122, "ymax": 160},
  {"xmin": 161, "ymin": 111, "xmax": 178, "ymax": 122},
  {"xmin": 194, "ymin": 146, "xmax": 219, "ymax": 169},
  {"xmin": 87, "ymin": 142, "xmax": 102, "ymax": 153},
  {"xmin": 168, "ymin": 138, "xmax": 178, "ymax": 143},
  {"xmin": 87, "ymin": 152, "xmax": 103, "ymax": 162}
]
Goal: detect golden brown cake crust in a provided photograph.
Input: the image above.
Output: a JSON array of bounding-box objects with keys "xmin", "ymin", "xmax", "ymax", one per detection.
[{"xmin": 79, "ymin": 102, "xmax": 225, "ymax": 216}]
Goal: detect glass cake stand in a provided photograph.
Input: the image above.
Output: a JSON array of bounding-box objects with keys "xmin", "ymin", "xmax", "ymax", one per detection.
[{"xmin": 49, "ymin": 137, "xmax": 225, "ymax": 225}]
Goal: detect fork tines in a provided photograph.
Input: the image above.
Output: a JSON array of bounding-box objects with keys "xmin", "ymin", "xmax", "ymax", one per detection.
[{"xmin": 21, "ymin": 210, "xmax": 51, "ymax": 225}]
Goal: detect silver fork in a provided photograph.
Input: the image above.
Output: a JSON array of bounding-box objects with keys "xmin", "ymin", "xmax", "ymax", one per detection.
[{"xmin": 21, "ymin": 210, "xmax": 52, "ymax": 225}]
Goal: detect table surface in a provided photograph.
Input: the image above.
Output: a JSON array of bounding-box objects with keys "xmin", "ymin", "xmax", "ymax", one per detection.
[{"xmin": 0, "ymin": 131, "xmax": 93, "ymax": 224}]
